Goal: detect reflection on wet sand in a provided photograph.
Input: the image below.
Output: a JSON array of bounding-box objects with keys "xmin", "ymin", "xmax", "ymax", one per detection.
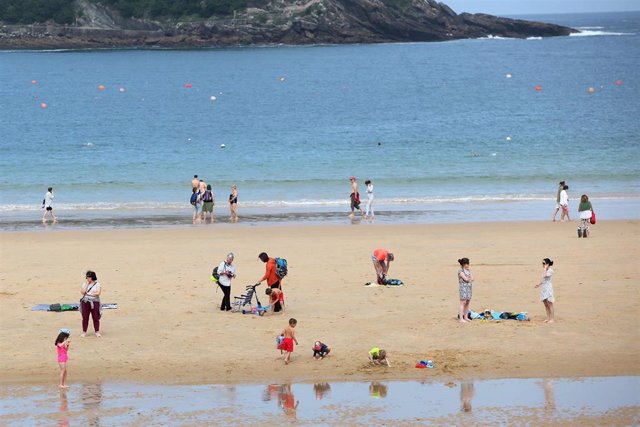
[
  {"xmin": 264, "ymin": 384, "xmax": 299, "ymax": 419},
  {"xmin": 58, "ymin": 389, "xmax": 69, "ymax": 427},
  {"xmin": 369, "ymin": 382, "xmax": 388, "ymax": 398},
  {"xmin": 460, "ymin": 380, "xmax": 475, "ymax": 412},
  {"xmin": 542, "ymin": 378, "xmax": 556, "ymax": 411},
  {"xmin": 0, "ymin": 376, "xmax": 635, "ymax": 425},
  {"xmin": 81, "ymin": 383, "xmax": 103, "ymax": 426},
  {"xmin": 278, "ymin": 384, "xmax": 299, "ymax": 419},
  {"xmin": 314, "ymin": 383, "xmax": 331, "ymax": 400}
]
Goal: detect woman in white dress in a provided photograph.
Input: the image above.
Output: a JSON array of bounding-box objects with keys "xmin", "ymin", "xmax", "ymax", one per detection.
[
  {"xmin": 364, "ymin": 180, "xmax": 374, "ymax": 219},
  {"xmin": 535, "ymin": 258, "xmax": 555, "ymax": 323}
]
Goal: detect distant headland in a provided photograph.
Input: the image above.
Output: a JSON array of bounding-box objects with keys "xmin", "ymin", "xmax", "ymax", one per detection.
[{"xmin": 0, "ymin": 0, "xmax": 577, "ymax": 49}]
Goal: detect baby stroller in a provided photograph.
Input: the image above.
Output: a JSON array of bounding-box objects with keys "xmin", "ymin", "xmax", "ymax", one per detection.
[{"xmin": 232, "ymin": 285, "xmax": 269, "ymax": 315}]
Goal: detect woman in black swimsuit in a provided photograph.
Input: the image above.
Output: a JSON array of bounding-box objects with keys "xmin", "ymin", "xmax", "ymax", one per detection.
[{"xmin": 229, "ymin": 184, "xmax": 238, "ymax": 222}]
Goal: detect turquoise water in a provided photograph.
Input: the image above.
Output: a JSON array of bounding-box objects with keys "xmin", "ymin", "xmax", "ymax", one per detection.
[
  {"xmin": 0, "ymin": 377, "xmax": 638, "ymax": 425},
  {"xmin": 1, "ymin": 12, "xmax": 639, "ymax": 228}
]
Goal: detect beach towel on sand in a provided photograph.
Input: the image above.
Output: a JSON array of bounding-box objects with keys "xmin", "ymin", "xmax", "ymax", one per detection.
[
  {"xmin": 364, "ymin": 279, "xmax": 404, "ymax": 287},
  {"xmin": 32, "ymin": 303, "xmax": 118, "ymax": 311},
  {"xmin": 466, "ymin": 309, "xmax": 529, "ymax": 321}
]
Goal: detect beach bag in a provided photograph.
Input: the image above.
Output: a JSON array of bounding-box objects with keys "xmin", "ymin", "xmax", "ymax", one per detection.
[
  {"xmin": 590, "ymin": 210, "xmax": 596, "ymax": 225},
  {"xmin": 202, "ymin": 190, "xmax": 213, "ymax": 203},
  {"xmin": 275, "ymin": 257, "xmax": 288, "ymax": 278},
  {"xmin": 384, "ymin": 278, "xmax": 404, "ymax": 286},
  {"xmin": 211, "ymin": 266, "xmax": 220, "ymax": 283},
  {"xmin": 190, "ymin": 192, "xmax": 198, "ymax": 206}
]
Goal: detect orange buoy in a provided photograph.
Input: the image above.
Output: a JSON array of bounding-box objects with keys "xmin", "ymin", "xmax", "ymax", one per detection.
[
  {"xmin": 615, "ymin": 80, "xmax": 623, "ymax": 85},
  {"xmin": 31, "ymin": 79, "xmax": 37, "ymax": 85},
  {"xmin": 185, "ymin": 83, "xmax": 192, "ymax": 89},
  {"xmin": 98, "ymin": 85, "xmax": 105, "ymax": 91},
  {"xmin": 40, "ymin": 102, "xmax": 47, "ymax": 108},
  {"xmin": 587, "ymin": 87, "xmax": 595, "ymax": 94},
  {"xmin": 535, "ymin": 85, "xmax": 542, "ymax": 91}
]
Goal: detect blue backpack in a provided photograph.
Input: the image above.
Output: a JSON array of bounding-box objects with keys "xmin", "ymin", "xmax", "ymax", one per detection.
[
  {"xmin": 275, "ymin": 257, "xmax": 288, "ymax": 278},
  {"xmin": 190, "ymin": 192, "xmax": 198, "ymax": 206}
]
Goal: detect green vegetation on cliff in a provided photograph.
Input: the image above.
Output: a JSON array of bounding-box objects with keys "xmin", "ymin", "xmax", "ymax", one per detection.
[
  {"xmin": 0, "ymin": 0, "xmax": 75, "ymax": 24},
  {"xmin": 0, "ymin": 0, "xmax": 272, "ymax": 24},
  {"xmin": 97, "ymin": 0, "xmax": 254, "ymax": 19}
]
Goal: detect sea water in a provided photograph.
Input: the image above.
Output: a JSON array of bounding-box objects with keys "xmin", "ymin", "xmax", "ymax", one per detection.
[
  {"xmin": 0, "ymin": 12, "xmax": 639, "ymax": 229},
  {"xmin": 0, "ymin": 377, "xmax": 638, "ymax": 425}
]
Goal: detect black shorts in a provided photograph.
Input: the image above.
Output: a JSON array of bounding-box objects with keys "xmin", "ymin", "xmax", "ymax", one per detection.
[{"xmin": 46, "ymin": 207, "xmax": 52, "ymax": 211}]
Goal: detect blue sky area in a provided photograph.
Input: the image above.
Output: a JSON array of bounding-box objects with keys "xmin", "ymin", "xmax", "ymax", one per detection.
[{"xmin": 444, "ymin": 0, "xmax": 640, "ymax": 15}]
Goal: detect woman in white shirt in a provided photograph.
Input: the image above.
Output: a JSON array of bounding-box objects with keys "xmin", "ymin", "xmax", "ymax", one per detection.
[
  {"xmin": 559, "ymin": 185, "xmax": 572, "ymax": 222},
  {"xmin": 364, "ymin": 180, "xmax": 374, "ymax": 219},
  {"xmin": 80, "ymin": 270, "xmax": 101, "ymax": 337},
  {"xmin": 217, "ymin": 253, "xmax": 236, "ymax": 311}
]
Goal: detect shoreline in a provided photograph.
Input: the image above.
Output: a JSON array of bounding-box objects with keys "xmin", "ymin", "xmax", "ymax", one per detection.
[
  {"xmin": 1, "ymin": 220, "xmax": 638, "ymax": 386},
  {"xmin": 2, "ymin": 197, "xmax": 639, "ymax": 232}
]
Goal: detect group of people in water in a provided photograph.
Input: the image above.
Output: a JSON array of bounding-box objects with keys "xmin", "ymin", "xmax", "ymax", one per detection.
[
  {"xmin": 348, "ymin": 176, "xmax": 375, "ymax": 219},
  {"xmin": 190, "ymin": 174, "xmax": 238, "ymax": 223}
]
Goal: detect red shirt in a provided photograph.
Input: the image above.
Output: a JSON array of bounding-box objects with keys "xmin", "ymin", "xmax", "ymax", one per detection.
[
  {"xmin": 261, "ymin": 258, "xmax": 280, "ymax": 286},
  {"xmin": 373, "ymin": 248, "xmax": 388, "ymax": 261},
  {"xmin": 270, "ymin": 288, "xmax": 284, "ymax": 304}
]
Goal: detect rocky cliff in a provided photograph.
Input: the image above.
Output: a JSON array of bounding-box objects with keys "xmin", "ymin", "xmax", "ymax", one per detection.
[{"xmin": 0, "ymin": 0, "xmax": 577, "ymax": 49}]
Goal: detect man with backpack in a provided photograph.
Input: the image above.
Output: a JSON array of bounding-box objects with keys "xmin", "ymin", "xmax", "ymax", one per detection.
[
  {"xmin": 216, "ymin": 252, "xmax": 236, "ymax": 311},
  {"xmin": 190, "ymin": 187, "xmax": 202, "ymax": 222},
  {"xmin": 255, "ymin": 252, "xmax": 287, "ymax": 312}
]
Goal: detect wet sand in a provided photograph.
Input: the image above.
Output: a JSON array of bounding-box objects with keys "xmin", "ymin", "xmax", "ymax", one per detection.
[
  {"xmin": 0, "ymin": 220, "xmax": 638, "ymax": 385},
  {"xmin": 1, "ymin": 377, "xmax": 638, "ymax": 425}
]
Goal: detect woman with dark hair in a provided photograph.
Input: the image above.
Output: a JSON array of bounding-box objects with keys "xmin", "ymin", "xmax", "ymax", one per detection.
[
  {"xmin": 535, "ymin": 258, "xmax": 555, "ymax": 323},
  {"xmin": 559, "ymin": 185, "xmax": 571, "ymax": 222},
  {"xmin": 256, "ymin": 252, "xmax": 282, "ymax": 311},
  {"xmin": 578, "ymin": 194, "xmax": 593, "ymax": 238},
  {"xmin": 457, "ymin": 258, "xmax": 473, "ymax": 323},
  {"xmin": 80, "ymin": 270, "xmax": 101, "ymax": 337},
  {"xmin": 55, "ymin": 329, "xmax": 71, "ymax": 388}
]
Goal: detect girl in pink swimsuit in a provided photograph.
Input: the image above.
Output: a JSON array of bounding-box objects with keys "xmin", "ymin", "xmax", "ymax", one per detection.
[{"xmin": 55, "ymin": 329, "xmax": 71, "ymax": 388}]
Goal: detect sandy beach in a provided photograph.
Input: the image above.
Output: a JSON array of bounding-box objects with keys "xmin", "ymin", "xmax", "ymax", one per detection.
[{"xmin": 1, "ymin": 220, "xmax": 638, "ymax": 386}]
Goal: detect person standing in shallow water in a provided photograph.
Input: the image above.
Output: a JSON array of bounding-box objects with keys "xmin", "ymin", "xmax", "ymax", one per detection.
[
  {"xmin": 364, "ymin": 179, "xmax": 374, "ymax": 219},
  {"xmin": 42, "ymin": 187, "xmax": 57, "ymax": 222},
  {"xmin": 202, "ymin": 184, "xmax": 215, "ymax": 223},
  {"xmin": 229, "ymin": 185, "xmax": 238, "ymax": 223},
  {"xmin": 559, "ymin": 185, "xmax": 571, "ymax": 222},
  {"xmin": 348, "ymin": 176, "xmax": 363, "ymax": 218},
  {"xmin": 551, "ymin": 180, "xmax": 565, "ymax": 222}
]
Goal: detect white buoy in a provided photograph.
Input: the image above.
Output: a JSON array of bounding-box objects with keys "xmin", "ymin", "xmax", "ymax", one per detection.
[
  {"xmin": 506, "ymin": 73, "xmax": 512, "ymax": 78},
  {"xmin": 220, "ymin": 144, "xmax": 226, "ymax": 148},
  {"xmin": 506, "ymin": 136, "xmax": 511, "ymax": 141},
  {"xmin": 279, "ymin": 76, "xmax": 285, "ymax": 82},
  {"xmin": 210, "ymin": 96, "xmax": 217, "ymax": 101}
]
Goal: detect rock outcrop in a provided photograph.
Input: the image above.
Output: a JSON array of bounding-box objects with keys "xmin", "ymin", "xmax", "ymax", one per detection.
[{"xmin": 0, "ymin": 0, "xmax": 577, "ymax": 49}]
